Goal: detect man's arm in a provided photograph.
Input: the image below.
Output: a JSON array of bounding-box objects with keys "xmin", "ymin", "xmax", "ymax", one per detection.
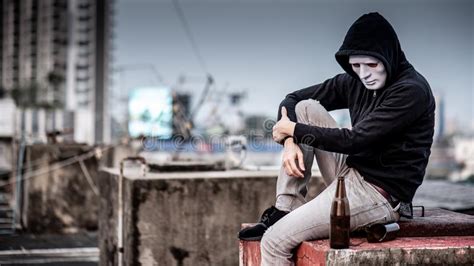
[
  {"xmin": 292, "ymin": 85, "xmax": 433, "ymax": 154},
  {"xmin": 274, "ymin": 73, "xmax": 351, "ymax": 177},
  {"xmin": 277, "ymin": 73, "xmax": 351, "ymax": 122}
]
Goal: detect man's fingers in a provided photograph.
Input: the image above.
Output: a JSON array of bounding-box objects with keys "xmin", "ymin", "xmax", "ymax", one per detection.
[
  {"xmin": 272, "ymin": 124, "xmax": 284, "ymax": 143},
  {"xmin": 272, "ymin": 128, "xmax": 281, "ymax": 143},
  {"xmin": 273, "ymin": 133, "xmax": 283, "ymax": 143},
  {"xmin": 288, "ymin": 158, "xmax": 303, "ymax": 178},
  {"xmin": 281, "ymin": 106, "xmax": 288, "ymax": 119},
  {"xmin": 284, "ymin": 159, "xmax": 299, "ymax": 177},
  {"xmin": 283, "ymin": 160, "xmax": 294, "ymax": 177},
  {"xmin": 297, "ymin": 151, "xmax": 305, "ymax": 171}
]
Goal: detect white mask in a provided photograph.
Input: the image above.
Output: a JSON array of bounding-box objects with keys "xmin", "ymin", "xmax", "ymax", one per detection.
[{"xmin": 349, "ymin": 55, "xmax": 387, "ymax": 90}]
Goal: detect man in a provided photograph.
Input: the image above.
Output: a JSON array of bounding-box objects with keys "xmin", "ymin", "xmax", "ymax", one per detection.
[{"xmin": 238, "ymin": 12, "xmax": 435, "ymax": 265}]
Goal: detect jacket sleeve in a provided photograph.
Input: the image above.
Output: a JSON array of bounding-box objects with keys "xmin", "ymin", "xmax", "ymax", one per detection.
[
  {"xmin": 293, "ymin": 84, "xmax": 431, "ymax": 154},
  {"xmin": 277, "ymin": 73, "xmax": 350, "ymax": 122}
]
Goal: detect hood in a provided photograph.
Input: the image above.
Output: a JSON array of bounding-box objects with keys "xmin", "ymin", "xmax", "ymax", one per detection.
[{"xmin": 335, "ymin": 12, "xmax": 409, "ymax": 86}]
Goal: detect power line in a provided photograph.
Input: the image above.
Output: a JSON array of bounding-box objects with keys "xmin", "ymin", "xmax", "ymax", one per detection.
[
  {"xmin": 113, "ymin": 64, "xmax": 166, "ymax": 85},
  {"xmin": 171, "ymin": 0, "xmax": 209, "ymax": 74}
]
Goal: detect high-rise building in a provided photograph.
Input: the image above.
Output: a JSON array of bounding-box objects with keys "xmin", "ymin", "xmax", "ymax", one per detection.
[
  {"xmin": 0, "ymin": 0, "xmax": 114, "ymax": 144},
  {"xmin": 434, "ymin": 94, "xmax": 445, "ymax": 141}
]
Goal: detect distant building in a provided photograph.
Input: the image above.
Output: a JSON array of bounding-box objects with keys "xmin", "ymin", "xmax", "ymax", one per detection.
[
  {"xmin": 245, "ymin": 115, "xmax": 272, "ymax": 138},
  {"xmin": 172, "ymin": 92, "xmax": 192, "ymax": 138},
  {"xmin": 0, "ymin": 0, "xmax": 114, "ymax": 144},
  {"xmin": 434, "ymin": 94, "xmax": 445, "ymax": 141},
  {"xmin": 451, "ymin": 137, "xmax": 474, "ymax": 181},
  {"xmin": 175, "ymin": 92, "xmax": 191, "ymax": 118}
]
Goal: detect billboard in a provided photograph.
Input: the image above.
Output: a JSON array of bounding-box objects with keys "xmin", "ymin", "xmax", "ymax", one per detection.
[{"xmin": 128, "ymin": 87, "xmax": 173, "ymax": 138}]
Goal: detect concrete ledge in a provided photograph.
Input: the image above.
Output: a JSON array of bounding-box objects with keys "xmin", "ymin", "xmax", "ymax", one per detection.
[
  {"xmin": 240, "ymin": 208, "xmax": 474, "ymax": 265},
  {"xmin": 398, "ymin": 208, "xmax": 474, "ymax": 237},
  {"xmin": 242, "ymin": 208, "xmax": 474, "ymax": 238},
  {"xmin": 240, "ymin": 236, "xmax": 474, "ymax": 265}
]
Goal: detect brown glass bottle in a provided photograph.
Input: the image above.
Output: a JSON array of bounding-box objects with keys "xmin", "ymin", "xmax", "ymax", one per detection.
[{"xmin": 330, "ymin": 176, "xmax": 350, "ymax": 249}]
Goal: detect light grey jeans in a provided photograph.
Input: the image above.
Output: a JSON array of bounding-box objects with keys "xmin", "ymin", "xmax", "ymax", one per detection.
[{"xmin": 260, "ymin": 99, "xmax": 400, "ymax": 265}]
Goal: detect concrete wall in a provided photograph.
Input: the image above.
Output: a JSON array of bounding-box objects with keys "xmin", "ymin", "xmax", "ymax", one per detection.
[
  {"xmin": 22, "ymin": 144, "xmax": 101, "ymax": 233},
  {"xmin": 98, "ymin": 169, "xmax": 326, "ymax": 266}
]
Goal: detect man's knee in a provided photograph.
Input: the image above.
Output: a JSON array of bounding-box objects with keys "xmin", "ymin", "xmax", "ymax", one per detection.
[
  {"xmin": 260, "ymin": 233, "xmax": 274, "ymax": 257},
  {"xmin": 295, "ymin": 99, "xmax": 313, "ymax": 118},
  {"xmin": 260, "ymin": 227, "xmax": 291, "ymax": 259},
  {"xmin": 295, "ymin": 99, "xmax": 330, "ymax": 124}
]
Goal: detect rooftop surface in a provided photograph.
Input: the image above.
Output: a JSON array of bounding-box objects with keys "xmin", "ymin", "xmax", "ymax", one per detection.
[
  {"xmin": 0, "ymin": 232, "xmax": 98, "ymax": 265},
  {"xmin": 413, "ymin": 180, "xmax": 474, "ymax": 211},
  {"xmin": 103, "ymin": 167, "xmax": 281, "ymax": 180}
]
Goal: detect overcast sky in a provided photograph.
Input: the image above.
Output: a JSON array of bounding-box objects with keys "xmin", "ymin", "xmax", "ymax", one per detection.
[{"xmin": 115, "ymin": 0, "xmax": 473, "ymax": 130}]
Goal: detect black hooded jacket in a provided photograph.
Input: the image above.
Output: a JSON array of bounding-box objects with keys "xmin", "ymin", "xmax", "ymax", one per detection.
[{"xmin": 278, "ymin": 12, "xmax": 435, "ymax": 202}]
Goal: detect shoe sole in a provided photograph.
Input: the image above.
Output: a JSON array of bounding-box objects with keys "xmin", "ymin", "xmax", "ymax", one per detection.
[{"xmin": 238, "ymin": 235, "xmax": 263, "ymax": 241}]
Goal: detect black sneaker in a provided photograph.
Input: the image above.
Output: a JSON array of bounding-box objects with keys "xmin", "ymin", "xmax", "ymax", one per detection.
[{"xmin": 238, "ymin": 206, "xmax": 289, "ymax": 241}]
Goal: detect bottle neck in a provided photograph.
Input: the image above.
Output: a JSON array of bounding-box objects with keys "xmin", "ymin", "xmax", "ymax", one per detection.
[{"xmin": 335, "ymin": 177, "xmax": 346, "ymax": 198}]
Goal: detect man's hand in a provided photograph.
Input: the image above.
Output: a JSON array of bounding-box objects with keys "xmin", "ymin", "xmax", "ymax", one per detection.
[
  {"xmin": 272, "ymin": 107, "xmax": 296, "ymax": 143},
  {"xmin": 282, "ymin": 137, "xmax": 305, "ymax": 178}
]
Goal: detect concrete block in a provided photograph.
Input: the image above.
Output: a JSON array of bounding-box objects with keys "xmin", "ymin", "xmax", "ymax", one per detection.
[{"xmin": 98, "ymin": 168, "xmax": 325, "ymax": 265}]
